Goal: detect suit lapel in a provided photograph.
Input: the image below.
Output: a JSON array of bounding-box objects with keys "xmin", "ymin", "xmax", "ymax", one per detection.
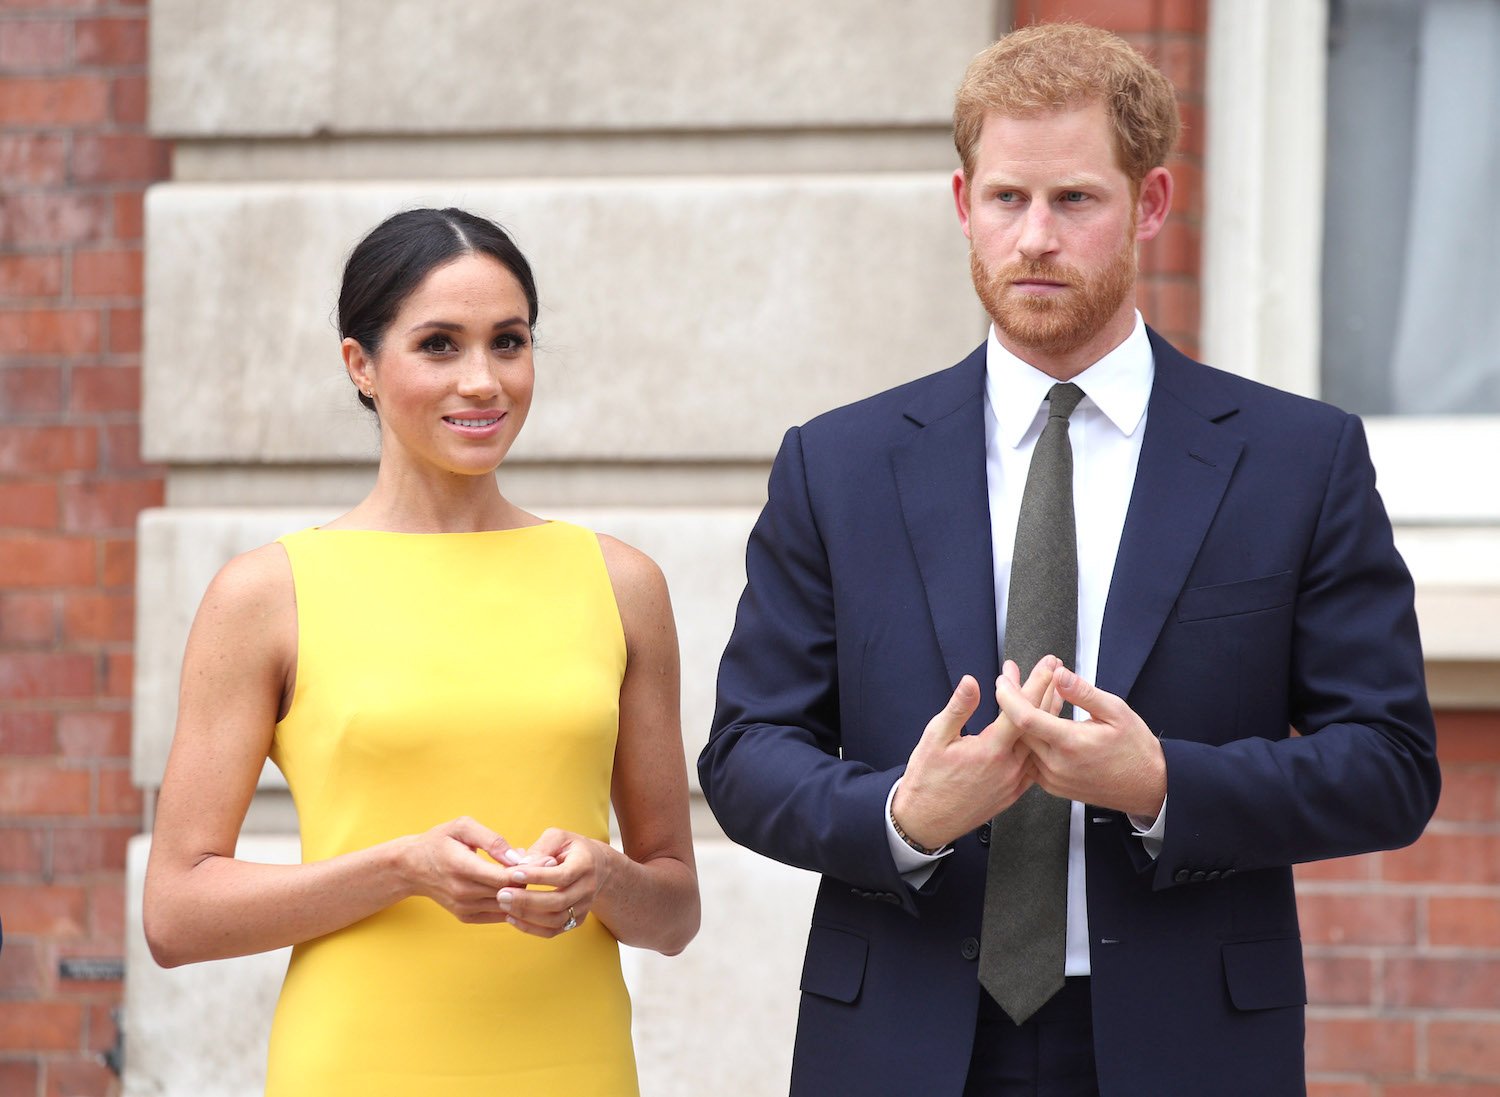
[
  {"xmin": 891, "ymin": 347, "xmax": 1001, "ymax": 731},
  {"xmin": 1097, "ymin": 333, "xmax": 1244, "ymax": 701}
]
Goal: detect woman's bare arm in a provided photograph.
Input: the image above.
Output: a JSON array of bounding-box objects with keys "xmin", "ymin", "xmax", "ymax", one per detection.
[
  {"xmin": 143, "ymin": 543, "xmax": 517, "ymax": 967},
  {"xmin": 495, "ymin": 536, "xmax": 700, "ymax": 955}
]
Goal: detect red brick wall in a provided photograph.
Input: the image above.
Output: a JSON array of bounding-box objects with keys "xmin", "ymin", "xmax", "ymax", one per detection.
[
  {"xmin": 1011, "ymin": 3, "xmax": 1500, "ymax": 1095},
  {"xmin": 0, "ymin": 1, "xmax": 165, "ymax": 1094},
  {"xmin": 1302, "ymin": 713, "xmax": 1500, "ymax": 1097}
]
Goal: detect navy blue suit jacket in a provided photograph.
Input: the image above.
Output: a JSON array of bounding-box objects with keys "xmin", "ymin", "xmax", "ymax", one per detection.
[{"xmin": 700, "ymin": 332, "xmax": 1439, "ymax": 1097}]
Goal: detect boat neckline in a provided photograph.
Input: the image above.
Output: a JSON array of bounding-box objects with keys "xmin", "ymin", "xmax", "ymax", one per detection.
[{"xmin": 306, "ymin": 520, "xmax": 557, "ymax": 536}]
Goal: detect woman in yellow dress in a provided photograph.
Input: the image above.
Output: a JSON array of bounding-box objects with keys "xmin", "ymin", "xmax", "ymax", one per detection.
[{"xmin": 142, "ymin": 208, "xmax": 700, "ymax": 1095}]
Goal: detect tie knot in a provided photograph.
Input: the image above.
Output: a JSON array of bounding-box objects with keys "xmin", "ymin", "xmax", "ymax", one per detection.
[{"xmin": 1046, "ymin": 382, "xmax": 1084, "ymax": 421}]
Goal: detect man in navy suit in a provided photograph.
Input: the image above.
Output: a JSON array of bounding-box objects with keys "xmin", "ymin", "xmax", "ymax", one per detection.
[{"xmin": 699, "ymin": 23, "xmax": 1439, "ymax": 1097}]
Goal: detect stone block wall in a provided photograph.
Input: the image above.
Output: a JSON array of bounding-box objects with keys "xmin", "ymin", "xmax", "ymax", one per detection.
[{"xmin": 122, "ymin": 2, "xmax": 1002, "ymax": 1094}]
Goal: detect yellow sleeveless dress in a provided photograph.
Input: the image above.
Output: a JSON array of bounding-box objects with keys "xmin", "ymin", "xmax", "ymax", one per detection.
[{"xmin": 264, "ymin": 522, "xmax": 639, "ymax": 1096}]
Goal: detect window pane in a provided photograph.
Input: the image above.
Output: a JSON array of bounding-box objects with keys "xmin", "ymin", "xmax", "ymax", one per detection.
[{"xmin": 1321, "ymin": 0, "xmax": 1500, "ymax": 415}]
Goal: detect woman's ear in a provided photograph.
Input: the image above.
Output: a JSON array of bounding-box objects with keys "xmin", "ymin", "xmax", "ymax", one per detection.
[{"xmin": 342, "ymin": 337, "xmax": 375, "ymax": 399}]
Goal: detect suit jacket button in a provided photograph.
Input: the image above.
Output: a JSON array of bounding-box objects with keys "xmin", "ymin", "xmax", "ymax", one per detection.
[
  {"xmin": 851, "ymin": 887, "xmax": 869, "ymax": 899},
  {"xmin": 961, "ymin": 937, "xmax": 980, "ymax": 961},
  {"xmin": 978, "ymin": 823, "xmax": 992, "ymax": 846},
  {"xmin": 1174, "ymin": 869, "xmax": 1190, "ymax": 884},
  {"xmin": 1222, "ymin": 868, "xmax": 1236, "ymax": 878},
  {"xmin": 1190, "ymin": 870, "xmax": 1206, "ymax": 883},
  {"xmin": 1206, "ymin": 870, "xmax": 1221, "ymax": 881},
  {"xmin": 880, "ymin": 892, "xmax": 901, "ymax": 905}
]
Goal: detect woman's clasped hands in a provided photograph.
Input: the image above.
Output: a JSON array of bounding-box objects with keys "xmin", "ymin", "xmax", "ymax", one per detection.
[
  {"xmin": 495, "ymin": 828, "xmax": 612, "ymax": 939},
  {"xmin": 397, "ymin": 816, "xmax": 607, "ymax": 938}
]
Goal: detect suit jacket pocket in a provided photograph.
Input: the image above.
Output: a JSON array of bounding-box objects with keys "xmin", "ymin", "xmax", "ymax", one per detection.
[
  {"xmin": 1177, "ymin": 571, "xmax": 1295, "ymax": 622},
  {"xmin": 1222, "ymin": 937, "xmax": 1307, "ymax": 1010},
  {"xmin": 800, "ymin": 924, "xmax": 869, "ymax": 1004}
]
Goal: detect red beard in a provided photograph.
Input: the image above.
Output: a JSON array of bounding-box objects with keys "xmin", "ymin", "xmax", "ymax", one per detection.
[{"xmin": 970, "ymin": 233, "xmax": 1137, "ymax": 358}]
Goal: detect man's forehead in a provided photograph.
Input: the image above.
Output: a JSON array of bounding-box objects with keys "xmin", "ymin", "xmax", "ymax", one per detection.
[{"xmin": 972, "ymin": 104, "xmax": 1125, "ymax": 175}]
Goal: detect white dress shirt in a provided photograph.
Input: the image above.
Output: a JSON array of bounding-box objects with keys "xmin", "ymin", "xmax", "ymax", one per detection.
[{"xmin": 885, "ymin": 313, "xmax": 1164, "ymax": 977}]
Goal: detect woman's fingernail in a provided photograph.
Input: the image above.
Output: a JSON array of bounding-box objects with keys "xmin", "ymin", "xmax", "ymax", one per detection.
[
  {"xmin": 497, "ymin": 889, "xmax": 513, "ymax": 906},
  {"xmin": 510, "ymin": 870, "xmax": 527, "ymax": 884}
]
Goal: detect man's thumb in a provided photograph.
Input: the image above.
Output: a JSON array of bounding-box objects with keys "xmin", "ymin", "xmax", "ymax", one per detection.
[{"xmin": 922, "ymin": 675, "xmax": 981, "ymax": 743}]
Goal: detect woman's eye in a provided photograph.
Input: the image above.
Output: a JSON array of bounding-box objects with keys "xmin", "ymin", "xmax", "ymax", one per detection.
[
  {"xmin": 495, "ymin": 333, "xmax": 529, "ymax": 352},
  {"xmin": 420, "ymin": 335, "xmax": 454, "ymax": 353}
]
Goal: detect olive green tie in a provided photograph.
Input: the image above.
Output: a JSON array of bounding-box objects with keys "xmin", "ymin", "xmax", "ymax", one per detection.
[{"xmin": 980, "ymin": 381, "xmax": 1083, "ymax": 1025}]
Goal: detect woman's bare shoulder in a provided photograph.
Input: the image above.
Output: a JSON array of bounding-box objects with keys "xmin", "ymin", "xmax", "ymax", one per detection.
[
  {"xmin": 189, "ymin": 541, "xmax": 297, "ymax": 654},
  {"xmin": 594, "ymin": 533, "xmax": 673, "ymax": 638},
  {"xmin": 595, "ymin": 531, "xmax": 669, "ymax": 598},
  {"xmin": 204, "ymin": 542, "xmax": 293, "ymax": 611}
]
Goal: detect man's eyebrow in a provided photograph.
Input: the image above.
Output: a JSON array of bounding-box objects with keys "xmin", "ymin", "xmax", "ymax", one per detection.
[{"xmin": 978, "ymin": 174, "xmax": 1111, "ymax": 190}]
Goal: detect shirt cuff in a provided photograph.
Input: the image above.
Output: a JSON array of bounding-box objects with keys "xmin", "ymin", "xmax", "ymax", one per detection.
[
  {"xmin": 885, "ymin": 779, "xmax": 952, "ymax": 887},
  {"xmin": 1127, "ymin": 793, "xmax": 1167, "ymax": 860}
]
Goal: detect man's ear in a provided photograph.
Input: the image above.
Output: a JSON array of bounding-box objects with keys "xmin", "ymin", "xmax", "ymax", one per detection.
[
  {"xmin": 953, "ymin": 169, "xmax": 975, "ymax": 240},
  {"xmin": 1134, "ymin": 166, "xmax": 1173, "ymax": 244}
]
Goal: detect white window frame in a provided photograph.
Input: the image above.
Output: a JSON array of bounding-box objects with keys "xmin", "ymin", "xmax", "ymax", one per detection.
[{"xmin": 1202, "ymin": 0, "xmax": 1500, "ymax": 698}]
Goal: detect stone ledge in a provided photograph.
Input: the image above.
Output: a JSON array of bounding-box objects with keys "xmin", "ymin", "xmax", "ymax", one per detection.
[
  {"xmin": 170, "ymin": 131, "xmax": 962, "ymax": 184},
  {"xmin": 1370, "ymin": 421, "xmax": 1500, "ymax": 525},
  {"xmin": 150, "ymin": 0, "xmax": 994, "ymax": 137}
]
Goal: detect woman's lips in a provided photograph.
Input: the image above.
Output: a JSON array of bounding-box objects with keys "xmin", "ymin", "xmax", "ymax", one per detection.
[{"xmin": 442, "ymin": 412, "xmax": 505, "ymax": 438}]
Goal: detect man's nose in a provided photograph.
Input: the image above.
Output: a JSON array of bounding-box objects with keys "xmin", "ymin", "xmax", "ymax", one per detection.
[{"xmin": 1016, "ymin": 204, "xmax": 1058, "ymax": 260}]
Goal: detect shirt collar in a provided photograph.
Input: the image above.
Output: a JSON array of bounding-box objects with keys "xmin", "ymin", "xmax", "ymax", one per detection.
[{"xmin": 985, "ymin": 311, "xmax": 1155, "ymax": 448}]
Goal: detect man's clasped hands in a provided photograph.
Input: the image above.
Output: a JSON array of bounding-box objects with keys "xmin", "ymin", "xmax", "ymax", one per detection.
[{"xmin": 892, "ymin": 656, "xmax": 1170, "ymax": 854}]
